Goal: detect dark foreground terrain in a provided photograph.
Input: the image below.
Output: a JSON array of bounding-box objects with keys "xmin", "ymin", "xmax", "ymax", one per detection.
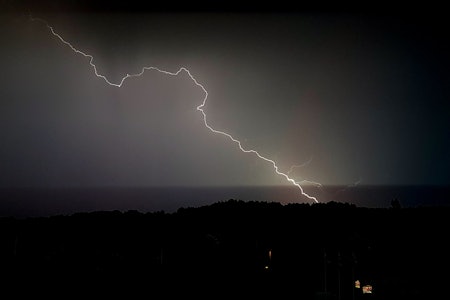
[{"xmin": 0, "ymin": 199, "xmax": 449, "ymax": 298}]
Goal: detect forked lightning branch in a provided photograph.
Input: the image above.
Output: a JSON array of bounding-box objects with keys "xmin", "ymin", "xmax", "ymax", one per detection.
[{"xmin": 30, "ymin": 16, "xmax": 319, "ymax": 203}]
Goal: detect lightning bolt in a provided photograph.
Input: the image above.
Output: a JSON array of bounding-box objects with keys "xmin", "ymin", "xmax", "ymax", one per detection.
[
  {"xmin": 30, "ymin": 15, "xmax": 319, "ymax": 203},
  {"xmin": 287, "ymin": 156, "xmax": 322, "ymax": 188},
  {"xmin": 286, "ymin": 155, "xmax": 313, "ymax": 175},
  {"xmin": 287, "ymin": 155, "xmax": 314, "ymax": 175}
]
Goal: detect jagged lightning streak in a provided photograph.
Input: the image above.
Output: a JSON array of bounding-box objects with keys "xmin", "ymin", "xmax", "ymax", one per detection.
[
  {"xmin": 287, "ymin": 156, "xmax": 323, "ymax": 188},
  {"xmin": 30, "ymin": 16, "xmax": 319, "ymax": 203},
  {"xmin": 287, "ymin": 155, "xmax": 314, "ymax": 175}
]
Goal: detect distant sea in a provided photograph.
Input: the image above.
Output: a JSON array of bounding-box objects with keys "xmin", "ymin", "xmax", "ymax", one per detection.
[{"xmin": 0, "ymin": 185, "xmax": 449, "ymax": 218}]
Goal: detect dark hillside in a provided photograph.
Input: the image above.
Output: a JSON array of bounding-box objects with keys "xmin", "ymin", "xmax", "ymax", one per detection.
[{"xmin": 0, "ymin": 200, "xmax": 448, "ymax": 298}]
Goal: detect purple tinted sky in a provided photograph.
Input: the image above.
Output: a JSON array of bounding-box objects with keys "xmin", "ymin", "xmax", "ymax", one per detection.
[{"xmin": 1, "ymin": 2, "xmax": 449, "ymax": 191}]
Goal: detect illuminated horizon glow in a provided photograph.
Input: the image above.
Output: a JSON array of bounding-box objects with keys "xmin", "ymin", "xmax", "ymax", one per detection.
[{"xmin": 30, "ymin": 15, "xmax": 319, "ymax": 203}]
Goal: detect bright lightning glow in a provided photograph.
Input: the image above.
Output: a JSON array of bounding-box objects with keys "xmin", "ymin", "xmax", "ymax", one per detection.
[
  {"xmin": 287, "ymin": 157, "xmax": 322, "ymax": 188},
  {"xmin": 30, "ymin": 16, "xmax": 319, "ymax": 203},
  {"xmin": 297, "ymin": 180, "xmax": 323, "ymax": 188}
]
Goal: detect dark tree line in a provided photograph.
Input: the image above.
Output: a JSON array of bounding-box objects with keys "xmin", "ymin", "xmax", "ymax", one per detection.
[{"xmin": 0, "ymin": 199, "xmax": 449, "ymax": 299}]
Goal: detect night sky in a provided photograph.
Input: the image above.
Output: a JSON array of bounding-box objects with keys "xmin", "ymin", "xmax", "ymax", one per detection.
[{"xmin": 1, "ymin": 2, "xmax": 449, "ymax": 205}]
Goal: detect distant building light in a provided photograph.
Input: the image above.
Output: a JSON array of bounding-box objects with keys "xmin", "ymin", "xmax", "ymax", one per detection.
[
  {"xmin": 355, "ymin": 280, "xmax": 361, "ymax": 288},
  {"xmin": 264, "ymin": 265, "xmax": 269, "ymax": 270},
  {"xmin": 362, "ymin": 285, "xmax": 373, "ymax": 294}
]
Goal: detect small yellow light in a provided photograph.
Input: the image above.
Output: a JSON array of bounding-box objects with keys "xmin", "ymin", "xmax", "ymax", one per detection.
[{"xmin": 362, "ymin": 285, "xmax": 373, "ymax": 294}]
